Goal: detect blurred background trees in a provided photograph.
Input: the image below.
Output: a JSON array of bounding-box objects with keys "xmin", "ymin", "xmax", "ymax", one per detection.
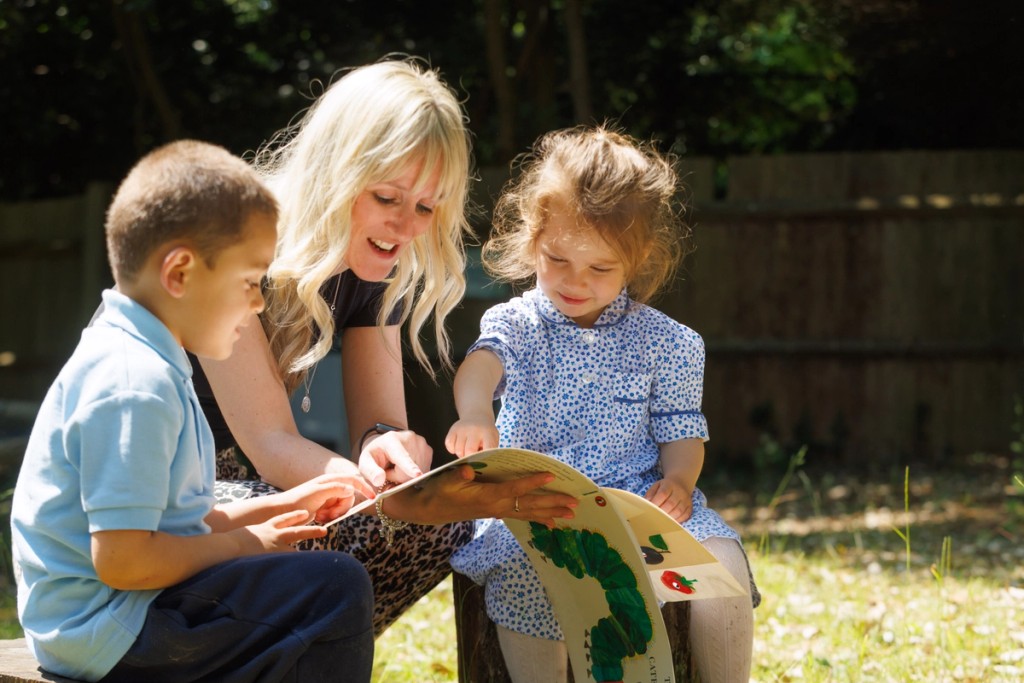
[{"xmin": 2, "ymin": 0, "xmax": 1021, "ymax": 201}]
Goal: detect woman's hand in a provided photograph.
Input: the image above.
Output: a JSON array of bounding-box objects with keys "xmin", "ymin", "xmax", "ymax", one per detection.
[
  {"xmin": 383, "ymin": 465, "xmax": 578, "ymax": 527},
  {"xmin": 358, "ymin": 428, "xmax": 432, "ymax": 488},
  {"xmin": 445, "ymin": 418, "xmax": 500, "ymax": 458}
]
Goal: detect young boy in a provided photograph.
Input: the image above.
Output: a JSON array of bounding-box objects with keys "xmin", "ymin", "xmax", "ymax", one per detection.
[{"xmin": 11, "ymin": 140, "xmax": 375, "ymax": 682}]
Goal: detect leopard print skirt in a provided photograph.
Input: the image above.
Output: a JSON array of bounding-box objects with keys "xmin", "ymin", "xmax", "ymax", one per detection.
[{"xmin": 214, "ymin": 447, "xmax": 474, "ymax": 636}]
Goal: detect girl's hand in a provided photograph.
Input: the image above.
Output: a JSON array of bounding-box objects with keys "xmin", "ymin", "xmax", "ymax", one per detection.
[
  {"xmin": 358, "ymin": 428, "xmax": 432, "ymax": 488},
  {"xmin": 278, "ymin": 474, "xmax": 358, "ymax": 523},
  {"xmin": 385, "ymin": 465, "xmax": 578, "ymax": 527},
  {"xmin": 645, "ymin": 478, "xmax": 694, "ymax": 523},
  {"xmin": 445, "ymin": 418, "xmax": 500, "ymax": 458}
]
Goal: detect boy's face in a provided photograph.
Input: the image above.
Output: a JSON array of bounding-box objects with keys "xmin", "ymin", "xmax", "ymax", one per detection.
[{"xmin": 182, "ymin": 211, "xmax": 277, "ymax": 360}]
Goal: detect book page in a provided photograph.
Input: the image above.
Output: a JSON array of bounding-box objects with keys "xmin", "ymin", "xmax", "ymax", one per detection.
[
  {"xmin": 505, "ymin": 487, "xmax": 675, "ymax": 683},
  {"xmin": 323, "ymin": 447, "xmax": 742, "ymax": 681},
  {"xmin": 322, "ymin": 446, "xmax": 598, "ymax": 526},
  {"xmin": 600, "ymin": 488, "xmax": 747, "ymax": 603}
]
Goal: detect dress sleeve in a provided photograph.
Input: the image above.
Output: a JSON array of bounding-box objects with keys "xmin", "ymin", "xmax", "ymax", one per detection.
[
  {"xmin": 649, "ymin": 322, "xmax": 710, "ymax": 443},
  {"xmin": 465, "ymin": 299, "xmax": 530, "ymax": 400}
]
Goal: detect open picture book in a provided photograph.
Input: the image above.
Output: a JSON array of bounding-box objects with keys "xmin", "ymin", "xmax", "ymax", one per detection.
[{"xmin": 328, "ymin": 447, "xmax": 746, "ymax": 683}]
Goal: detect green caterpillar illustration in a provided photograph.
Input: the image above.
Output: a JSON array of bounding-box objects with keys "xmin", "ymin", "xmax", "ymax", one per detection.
[{"xmin": 528, "ymin": 522, "xmax": 653, "ymax": 682}]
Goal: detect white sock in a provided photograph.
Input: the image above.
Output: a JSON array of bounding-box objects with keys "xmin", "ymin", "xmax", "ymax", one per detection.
[
  {"xmin": 496, "ymin": 623, "xmax": 569, "ymax": 683},
  {"xmin": 688, "ymin": 537, "xmax": 755, "ymax": 683}
]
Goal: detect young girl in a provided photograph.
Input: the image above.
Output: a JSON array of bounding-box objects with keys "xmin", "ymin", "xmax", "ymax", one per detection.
[{"xmin": 445, "ymin": 125, "xmax": 760, "ymax": 683}]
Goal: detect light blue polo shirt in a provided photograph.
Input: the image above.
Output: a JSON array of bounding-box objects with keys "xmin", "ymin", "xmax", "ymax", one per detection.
[{"xmin": 11, "ymin": 289, "xmax": 217, "ymax": 681}]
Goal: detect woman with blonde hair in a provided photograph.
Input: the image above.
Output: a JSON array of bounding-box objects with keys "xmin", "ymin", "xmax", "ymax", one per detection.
[{"xmin": 195, "ymin": 57, "xmax": 577, "ymax": 634}]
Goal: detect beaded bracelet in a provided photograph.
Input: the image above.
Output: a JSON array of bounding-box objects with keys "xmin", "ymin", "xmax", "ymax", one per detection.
[{"xmin": 374, "ymin": 482, "xmax": 409, "ymax": 547}]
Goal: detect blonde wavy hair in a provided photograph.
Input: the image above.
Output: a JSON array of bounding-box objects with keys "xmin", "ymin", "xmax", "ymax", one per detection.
[
  {"xmin": 483, "ymin": 125, "xmax": 690, "ymax": 304},
  {"xmin": 254, "ymin": 58, "xmax": 473, "ymax": 392}
]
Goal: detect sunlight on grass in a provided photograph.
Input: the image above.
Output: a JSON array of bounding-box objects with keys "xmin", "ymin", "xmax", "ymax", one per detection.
[
  {"xmin": 372, "ymin": 577, "xmax": 459, "ymax": 683},
  {"xmin": 368, "ymin": 548, "xmax": 1024, "ymax": 683},
  {"xmin": 368, "ymin": 454, "xmax": 1024, "ymax": 683},
  {"xmin": 1, "ymin": 460, "xmax": 1021, "ymax": 681},
  {"xmin": 751, "ymin": 550, "xmax": 1023, "ymax": 682},
  {"xmin": 369, "ymin": 551, "xmax": 1023, "ymax": 683}
]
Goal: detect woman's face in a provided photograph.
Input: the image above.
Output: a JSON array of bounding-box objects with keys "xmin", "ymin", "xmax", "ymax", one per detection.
[{"xmin": 345, "ymin": 158, "xmax": 442, "ymax": 282}]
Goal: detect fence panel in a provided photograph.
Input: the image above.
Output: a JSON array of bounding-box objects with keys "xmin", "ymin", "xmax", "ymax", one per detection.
[
  {"xmin": 658, "ymin": 151, "xmax": 1024, "ymax": 465},
  {"xmin": 2, "ymin": 154, "xmax": 1021, "ymax": 469},
  {"xmin": 0, "ymin": 183, "xmax": 112, "ymax": 402}
]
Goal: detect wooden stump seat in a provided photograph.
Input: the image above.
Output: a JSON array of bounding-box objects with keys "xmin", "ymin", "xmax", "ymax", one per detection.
[
  {"xmin": 0, "ymin": 640, "xmax": 81, "ymax": 683},
  {"xmin": 453, "ymin": 572, "xmax": 698, "ymax": 683}
]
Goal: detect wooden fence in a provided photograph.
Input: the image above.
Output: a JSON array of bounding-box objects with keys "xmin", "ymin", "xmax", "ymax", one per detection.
[
  {"xmin": 663, "ymin": 151, "xmax": 1024, "ymax": 467},
  {"xmin": 414, "ymin": 151, "xmax": 1024, "ymax": 469},
  {"xmin": 0, "ymin": 184, "xmax": 112, "ymax": 401},
  {"xmin": 2, "ymin": 151, "xmax": 1022, "ymax": 469}
]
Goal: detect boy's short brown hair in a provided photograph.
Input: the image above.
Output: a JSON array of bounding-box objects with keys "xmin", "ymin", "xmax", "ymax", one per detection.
[{"xmin": 105, "ymin": 139, "xmax": 278, "ymax": 285}]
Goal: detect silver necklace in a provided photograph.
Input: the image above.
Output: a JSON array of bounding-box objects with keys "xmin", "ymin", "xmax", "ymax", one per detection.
[{"xmin": 300, "ymin": 277, "xmax": 342, "ymax": 413}]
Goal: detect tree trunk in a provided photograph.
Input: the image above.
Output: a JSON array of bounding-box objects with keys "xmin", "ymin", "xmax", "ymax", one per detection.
[
  {"xmin": 563, "ymin": 0, "xmax": 593, "ymax": 124},
  {"xmin": 110, "ymin": 0, "xmax": 183, "ymax": 148},
  {"xmin": 483, "ymin": 0, "xmax": 516, "ymax": 162}
]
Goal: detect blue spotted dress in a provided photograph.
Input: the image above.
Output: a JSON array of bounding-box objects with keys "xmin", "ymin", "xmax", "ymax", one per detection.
[{"xmin": 450, "ymin": 287, "xmax": 749, "ymax": 640}]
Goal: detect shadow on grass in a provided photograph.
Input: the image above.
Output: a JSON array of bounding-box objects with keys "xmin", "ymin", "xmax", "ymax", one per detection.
[{"xmin": 709, "ymin": 453, "xmax": 1023, "ymax": 583}]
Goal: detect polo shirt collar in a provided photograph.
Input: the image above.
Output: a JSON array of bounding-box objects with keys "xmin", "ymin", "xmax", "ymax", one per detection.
[{"xmin": 97, "ymin": 289, "xmax": 192, "ymax": 378}]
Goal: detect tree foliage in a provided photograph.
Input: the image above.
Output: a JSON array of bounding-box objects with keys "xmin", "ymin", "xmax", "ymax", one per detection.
[{"xmin": 0, "ymin": 0, "xmax": 1019, "ymax": 201}]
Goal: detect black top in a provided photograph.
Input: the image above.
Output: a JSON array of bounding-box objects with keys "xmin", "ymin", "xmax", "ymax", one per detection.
[{"xmin": 191, "ymin": 271, "xmax": 398, "ymax": 452}]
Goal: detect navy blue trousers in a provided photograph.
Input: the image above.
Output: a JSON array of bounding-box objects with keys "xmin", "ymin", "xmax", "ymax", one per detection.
[{"xmin": 101, "ymin": 551, "xmax": 373, "ymax": 683}]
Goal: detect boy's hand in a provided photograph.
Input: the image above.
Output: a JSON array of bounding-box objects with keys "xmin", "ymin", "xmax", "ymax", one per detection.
[
  {"xmin": 445, "ymin": 418, "xmax": 499, "ymax": 458},
  {"xmin": 240, "ymin": 509, "xmax": 331, "ymax": 553},
  {"xmin": 645, "ymin": 478, "xmax": 694, "ymax": 523},
  {"xmin": 278, "ymin": 473, "xmax": 357, "ymax": 523}
]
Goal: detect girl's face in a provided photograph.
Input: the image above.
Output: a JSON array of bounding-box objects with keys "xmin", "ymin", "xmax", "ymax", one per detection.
[
  {"xmin": 345, "ymin": 158, "xmax": 441, "ymax": 282},
  {"xmin": 534, "ymin": 198, "xmax": 627, "ymax": 328}
]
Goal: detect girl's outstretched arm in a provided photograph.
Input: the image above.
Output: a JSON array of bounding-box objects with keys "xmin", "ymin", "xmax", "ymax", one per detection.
[{"xmin": 446, "ymin": 349, "xmax": 504, "ymax": 457}]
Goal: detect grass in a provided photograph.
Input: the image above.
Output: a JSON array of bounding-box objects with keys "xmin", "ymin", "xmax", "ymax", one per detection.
[
  {"xmin": 371, "ymin": 453, "xmax": 1024, "ymax": 682},
  {"xmin": 374, "ymin": 554, "xmax": 1022, "ymax": 683},
  {"xmin": 2, "ymin": 454, "xmax": 1022, "ymax": 682}
]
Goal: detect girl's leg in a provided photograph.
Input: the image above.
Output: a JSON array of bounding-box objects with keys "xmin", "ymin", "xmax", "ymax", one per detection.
[
  {"xmin": 496, "ymin": 624, "xmax": 568, "ymax": 683},
  {"xmin": 103, "ymin": 552, "xmax": 374, "ymax": 683},
  {"xmin": 689, "ymin": 537, "xmax": 754, "ymax": 683}
]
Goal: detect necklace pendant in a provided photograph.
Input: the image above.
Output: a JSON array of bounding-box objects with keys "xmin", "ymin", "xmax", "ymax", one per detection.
[{"xmin": 301, "ymin": 395, "xmax": 311, "ymax": 413}]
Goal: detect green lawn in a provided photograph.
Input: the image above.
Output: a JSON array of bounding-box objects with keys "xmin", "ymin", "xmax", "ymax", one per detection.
[
  {"xmin": 3, "ymin": 457, "xmax": 1022, "ymax": 682},
  {"xmin": 371, "ymin": 457, "xmax": 1024, "ymax": 682}
]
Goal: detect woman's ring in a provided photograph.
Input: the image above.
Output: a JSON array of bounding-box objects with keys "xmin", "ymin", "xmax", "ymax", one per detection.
[{"xmin": 514, "ymin": 497, "xmax": 520, "ymax": 513}]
